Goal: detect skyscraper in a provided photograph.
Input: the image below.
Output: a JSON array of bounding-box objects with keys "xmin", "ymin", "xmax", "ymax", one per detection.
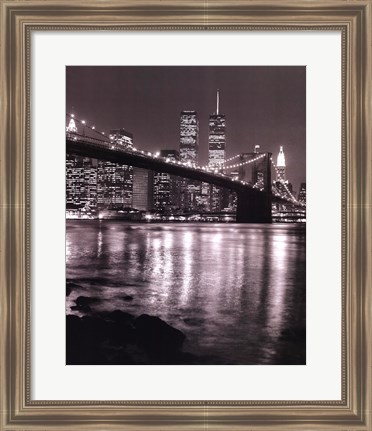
[
  {"xmin": 298, "ymin": 183, "xmax": 306, "ymax": 204},
  {"xmin": 179, "ymin": 111, "xmax": 199, "ymax": 211},
  {"xmin": 180, "ymin": 111, "xmax": 199, "ymax": 163},
  {"xmin": 273, "ymin": 146, "xmax": 295, "ymax": 204},
  {"xmin": 97, "ymin": 128, "xmax": 134, "ymax": 208},
  {"xmin": 66, "ymin": 117, "xmax": 98, "ymax": 216},
  {"xmin": 66, "ymin": 117, "xmax": 78, "ymax": 134},
  {"xmin": 208, "ymin": 89, "xmax": 226, "ymax": 168},
  {"xmin": 208, "ymin": 90, "xmax": 226, "ymax": 210},
  {"xmin": 276, "ymin": 146, "xmax": 286, "ymax": 182},
  {"xmin": 153, "ymin": 150, "xmax": 181, "ymax": 213}
]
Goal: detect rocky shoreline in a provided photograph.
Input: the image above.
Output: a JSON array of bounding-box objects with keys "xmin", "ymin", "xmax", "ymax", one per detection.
[
  {"xmin": 66, "ymin": 282, "xmax": 219, "ymax": 365},
  {"xmin": 66, "ymin": 281, "xmax": 305, "ymax": 365}
]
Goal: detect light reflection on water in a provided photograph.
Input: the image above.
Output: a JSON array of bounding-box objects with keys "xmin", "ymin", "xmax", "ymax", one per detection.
[{"xmin": 66, "ymin": 221, "xmax": 306, "ymax": 364}]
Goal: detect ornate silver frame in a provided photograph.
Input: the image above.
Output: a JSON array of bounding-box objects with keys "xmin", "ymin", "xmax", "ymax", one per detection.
[{"xmin": 0, "ymin": 1, "xmax": 371, "ymax": 429}]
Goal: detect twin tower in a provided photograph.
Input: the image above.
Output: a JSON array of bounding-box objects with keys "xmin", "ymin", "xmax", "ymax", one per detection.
[{"xmin": 179, "ymin": 89, "xmax": 226, "ymax": 167}]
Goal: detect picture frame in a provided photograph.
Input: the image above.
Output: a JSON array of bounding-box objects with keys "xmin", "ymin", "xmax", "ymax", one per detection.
[{"xmin": 0, "ymin": 0, "xmax": 371, "ymax": 429}]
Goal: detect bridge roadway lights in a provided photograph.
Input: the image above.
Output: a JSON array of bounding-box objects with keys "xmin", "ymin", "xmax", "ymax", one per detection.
[
  {"xmin": 66, "ymin": 138, "xmax": 274, "ymax": 223},
  {"xmin": 236, "ymin": 190, "xmax": 273, "ymax": 223}
]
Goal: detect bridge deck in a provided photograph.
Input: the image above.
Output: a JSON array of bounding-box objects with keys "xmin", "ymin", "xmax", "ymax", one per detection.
[
  {"xmin": 66, "ymin": 135, "xmax": 299, "ymax": 207},
  {"xmin": 67, "ymin": 136, "xmax": 266, "ymax": 196}
]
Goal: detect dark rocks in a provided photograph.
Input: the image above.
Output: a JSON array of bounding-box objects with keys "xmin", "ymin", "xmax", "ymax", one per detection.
[
  {"xmin": 103, "ymin": 309, "xmax": 134, "ymax": 322},
  {"xmin": 105, "ymin": 310, "xmax": 136, "ymax": 345},
  {"xmin": 122, "ymin": 295, "xmax": 134, "ymax": 301},
  {"xmin": 66, "ymin": 315, "xmax": 107, "ymax": 365},
  {"xmin": 134, "ymin": 314, "xmax": 186, "ymax": 363},
  {"xmin": 66, "ymin": 310, "xmax": 192, "ymax": 365}
]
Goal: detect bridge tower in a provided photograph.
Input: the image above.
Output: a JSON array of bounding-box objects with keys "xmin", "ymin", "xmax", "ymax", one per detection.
[
  {"xmin": 236, "ymin": 189, "xmax": 272, "ymax": 223},
  {"xmin": 236, "ymin": 152, "xmax": 272, "ymax": 223}
]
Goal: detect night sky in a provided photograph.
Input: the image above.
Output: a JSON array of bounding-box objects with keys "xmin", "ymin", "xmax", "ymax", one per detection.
[{"xmin": 66, "ymin": 66, "xmax": 306, "ymax": 192}]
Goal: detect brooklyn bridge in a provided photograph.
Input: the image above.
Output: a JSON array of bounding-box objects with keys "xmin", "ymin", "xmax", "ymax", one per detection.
[{"xmin": 66, "ymin": 114, "xmax": 305, "ymax": 223}]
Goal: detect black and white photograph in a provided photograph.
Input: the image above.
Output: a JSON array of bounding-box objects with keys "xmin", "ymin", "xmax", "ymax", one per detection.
[{"xmin": 65, "ymin": 66, "xmax": 306, "ymax": 366}]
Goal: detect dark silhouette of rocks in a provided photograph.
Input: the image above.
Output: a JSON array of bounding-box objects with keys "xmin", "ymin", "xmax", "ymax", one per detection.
[
  {"xmin": 66, "ymin": 315, "xmax": 108, "ymax": 364},
  {"xmin": 134, "ymin": 314, "xmax": 185, "ymax": 363},
  {"xmin": 66, "ymin": 310, "xmax": 201, "ymax": 365}
]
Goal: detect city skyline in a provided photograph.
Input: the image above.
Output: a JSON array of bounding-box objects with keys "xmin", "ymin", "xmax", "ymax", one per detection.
[
  {"xmin": 66, "ymin": 66, "xmax": 306, "ymax": 191},
  {"xmin": 66, "ymin": 66, "xmax": 306, "ymax": 365}
]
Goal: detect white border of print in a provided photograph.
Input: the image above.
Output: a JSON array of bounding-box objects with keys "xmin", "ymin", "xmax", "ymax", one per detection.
[{"xmin": 31, "ymin": 31, "xmax": 341, "ymax": 401}]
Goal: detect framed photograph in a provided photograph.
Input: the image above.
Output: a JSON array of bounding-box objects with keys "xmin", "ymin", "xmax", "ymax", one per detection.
[{"xmin": 1, "ymin": 0, "xmax": 371, "ymax": 430}]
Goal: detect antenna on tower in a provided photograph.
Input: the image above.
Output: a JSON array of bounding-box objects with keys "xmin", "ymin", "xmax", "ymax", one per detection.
[{"xmin": 216, "ymin": 89, "xmax": 220, "ymax": 115}]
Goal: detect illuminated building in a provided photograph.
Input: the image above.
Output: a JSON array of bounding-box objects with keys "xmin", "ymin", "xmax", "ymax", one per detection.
[
  {"xmin": 153, "ymin": 150, "xmax": 181, "ymax": 212},
  {"xmin": 66, "ymin": 117, "xmax": 78, "ymax": 134},
  {"xmin": 97, "ymin": 128, "xmax": 134, "ymax": 208},
  {"xmin": 276, "ymin": 146, "xmax": 286, "ymax": 182},
  {"xmin": 66, "ymin": 156, "xmax": 97, "ymax": 211},
  {"xmin": 208, "ymin": 90, "xmax": 226, "ymax": 211},
  {"xmin": 272, "ymin": 145, "xmax": 295, "ymax": 203},
  {"xmin": 227, "ymin": 169, "xmax": 239, "ymax": 211},
  {"xmin": 66, "ymin": 117, "xmax": 98, "ymax": 212},
  {"xmin": 196, "ymin": 182, "xmax": 211, "ymax": 212},
  {"xmin": 179, "ymin": 111, "xmax": 199, "ymax": 211},
  {"xmin": 109, "ymin": 129, "xmax": 134, "ymax": 148},
  {"xmin": 298, "ymin": 183, "xmax": 306, "ymax": 204},
  {"xmin": 66, "ymin": 156, "xmax": 85, "ymax": 206},
  {"xmin": 180, "ymin": 111, "xmax": 199, "ymax": 163},
  {"xmin": 208, "ymin": 89, "xmax": 226, "ymax": 167}
]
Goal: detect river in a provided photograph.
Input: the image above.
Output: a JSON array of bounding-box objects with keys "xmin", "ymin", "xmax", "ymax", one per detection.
[{"xmin": 66, "ymin": 221, "xmax": 306, "ymax": 365}]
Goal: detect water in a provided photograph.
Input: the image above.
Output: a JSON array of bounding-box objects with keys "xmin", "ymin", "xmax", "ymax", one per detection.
[{"xmin": 66, "ymin": 221, "xmax": 306, "ymax": 365}]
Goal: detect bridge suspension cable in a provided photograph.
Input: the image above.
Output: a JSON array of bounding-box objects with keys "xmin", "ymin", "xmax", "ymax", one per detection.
[
  {"xmin": 66, "ymin": 113, "xmax": 110, "ymax": 142},
  {"xmin": 270, "ymin": 157, "xmax": 305, "ymax": 206},
  {"xmin": 216, "ymin": 153, "xmax": 241, "ymax": 165},
  {"xmin": 200, "ymin": 153, "xmax": 265, "ymax": 171},
  {"xmin": 223, "ymin": 153, "xmax": 266, "ymax": 170},
  {"xmin": 67, "ymin": 113, "xmax": 303, "ymax": 203}
]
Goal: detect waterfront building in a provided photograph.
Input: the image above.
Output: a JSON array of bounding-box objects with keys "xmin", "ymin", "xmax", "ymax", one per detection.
[
  {"xmin": 227, "ymin": 169, "xmax": 239, "ymax": 211},
  {"xmin": 298, "ymin": 183, "xmax": 306, "ymax": 204},
  {"xmin": 96, "ymin": 128, "xmax": 134, "ymax": 208},
  {"xmin": 153, "ymin": 150, "xmax": 181, "ymax": 213},
  {"xmin": 66, "ymin": 155, "xmax": 85, "ymax": 207},
  {"xmin": 196, "ymin": 182, "xmax": 211, "ymax": 212},
  {"xmin": 66, "ymin": 156, "xmax": 97, "ymax": 214},
  {"xmin": 109, "ymin": 128, "xmax": 134, "ymax": 148},
  {"xmin": 66, "ymin": 116, "xmax": 98, "ymax": 214}
]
